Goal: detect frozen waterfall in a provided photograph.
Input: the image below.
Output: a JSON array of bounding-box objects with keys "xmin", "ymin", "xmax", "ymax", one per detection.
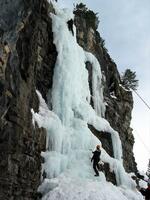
[{"xmin": 31, "ymin": 2, "xmax": 143, "ymax": 200}]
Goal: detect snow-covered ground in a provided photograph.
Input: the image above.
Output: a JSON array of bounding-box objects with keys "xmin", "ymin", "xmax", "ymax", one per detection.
[
  {"xmin": 40, "ymin": 174, "xmax": 142, "ymax": 200},
  {"xmin": 31, "ymin": 1, "xmax": 144, "ymax": 199}
]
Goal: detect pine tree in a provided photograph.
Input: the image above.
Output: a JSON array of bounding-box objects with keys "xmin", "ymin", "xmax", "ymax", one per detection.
[
  {"xmin": 121, "ymin": 69, "xmax": 139, "ymax": 91},
  {"xmin": 75, "ymin": 3, "xmax": 87, "ymax": 11}
]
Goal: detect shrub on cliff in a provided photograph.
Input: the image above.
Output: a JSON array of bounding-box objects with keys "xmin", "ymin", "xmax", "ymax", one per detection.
[
  {"xmin": 74, "ymin": 3, "xmax": 99, "ymax": 30},
  {"xmin": 121, "ymin": 69, "xmax": 139, "ymax": 91}
]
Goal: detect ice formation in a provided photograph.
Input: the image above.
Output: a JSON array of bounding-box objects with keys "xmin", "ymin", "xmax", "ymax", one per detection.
[{"xmin": 31, "ymin": 1, "xmax": 143, "ymax": 200}]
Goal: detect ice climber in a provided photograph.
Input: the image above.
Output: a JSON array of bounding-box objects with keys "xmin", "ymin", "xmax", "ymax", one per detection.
[
  {"xmin": 67, "ymin": 19, "xmax": 74, "ymax": 36},
  {"xmin": 91, "ymin": 144, "xmax": 101, "ymax": 176}
]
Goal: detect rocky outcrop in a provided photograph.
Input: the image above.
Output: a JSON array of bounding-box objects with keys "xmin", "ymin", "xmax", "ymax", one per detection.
[
  {"xmin": 74, "ymin": 5, "xmax": 137, "ymax": 176},
  {"xmin": 0, "ymin": 0, "xmax": 56, "ymax": 199}
]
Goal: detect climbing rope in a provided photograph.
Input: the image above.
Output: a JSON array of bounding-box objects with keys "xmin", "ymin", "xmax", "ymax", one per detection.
[
  {"xmin": 131, "ymin": 89, "xmax": 150, "ymax": 155},
  {"xmin": 132, "ymin": 89, "xmax": 150, "ymax": 111},
  {"xmin": 133, "ymin": 128, "xmax": 150, "ymax": 154}
]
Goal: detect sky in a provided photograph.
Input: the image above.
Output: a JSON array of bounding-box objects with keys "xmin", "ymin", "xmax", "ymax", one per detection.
[{"xmin": 57, "ymin": 0, "xmax": 150, "ymax": 172}]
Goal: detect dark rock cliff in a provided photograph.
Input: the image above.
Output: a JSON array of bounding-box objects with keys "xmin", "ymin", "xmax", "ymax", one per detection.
[
  {"xmin": 0, "ymin": 1, "xmax": 137, "ymax": 199},
  {"xmin": 0, "ymin": 0, "xmax": 56, "ymax": 199},
  {"xmin": 74, "ymin": 5, "xmax": 137, "ymax": 178}
]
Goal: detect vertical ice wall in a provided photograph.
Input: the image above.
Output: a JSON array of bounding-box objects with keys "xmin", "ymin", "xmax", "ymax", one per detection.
[
  {"xmin": 84, "ymin": 52, "xmax": 106, "ymax": 117},
  {"xmin": 50, "ymin": 3, "xmax": 123, "ymax": 163},
  {"xmin": 32, "ymin": 2, "xmax": 136, "ymax": 191}
]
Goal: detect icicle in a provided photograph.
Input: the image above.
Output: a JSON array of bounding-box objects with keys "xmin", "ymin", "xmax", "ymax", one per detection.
[{"xmin": 85, "ymin": 52, "xmax": 106, "ymax": 117}]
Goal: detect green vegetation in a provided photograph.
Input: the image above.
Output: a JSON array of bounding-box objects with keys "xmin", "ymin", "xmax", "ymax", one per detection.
[
  {"xmin": 74, "ymin": 3, "xmax": 99, "ymax": 30},
  {"xmin": 121, "ymin": 69, "xmax": 139, "ymax": 91},
  {"xmin": 74, "ymin": 3, "xmax": 109, "ymax": 52}
]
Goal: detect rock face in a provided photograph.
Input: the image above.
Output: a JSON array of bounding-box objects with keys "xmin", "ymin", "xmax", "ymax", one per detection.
[
  {"xmin": 0, "ymin": 1, "xmax": 137, "ymax": 199},
  {"xmin": 0, "ymin": 0, "xmax": 56, "ymax": 199},
  {"xmin": 74, "ymin": 5, "xmax": 137, "ymax": 176}
]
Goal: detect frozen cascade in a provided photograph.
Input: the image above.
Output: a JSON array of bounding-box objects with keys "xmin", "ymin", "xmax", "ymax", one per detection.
[
  {"xmin": 84, "ymin": 51, "xmax": 105, "ymax": 117},
  {"xmin": 31, "ymin": 2, "xmax": 143, "ymax": 200}
]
